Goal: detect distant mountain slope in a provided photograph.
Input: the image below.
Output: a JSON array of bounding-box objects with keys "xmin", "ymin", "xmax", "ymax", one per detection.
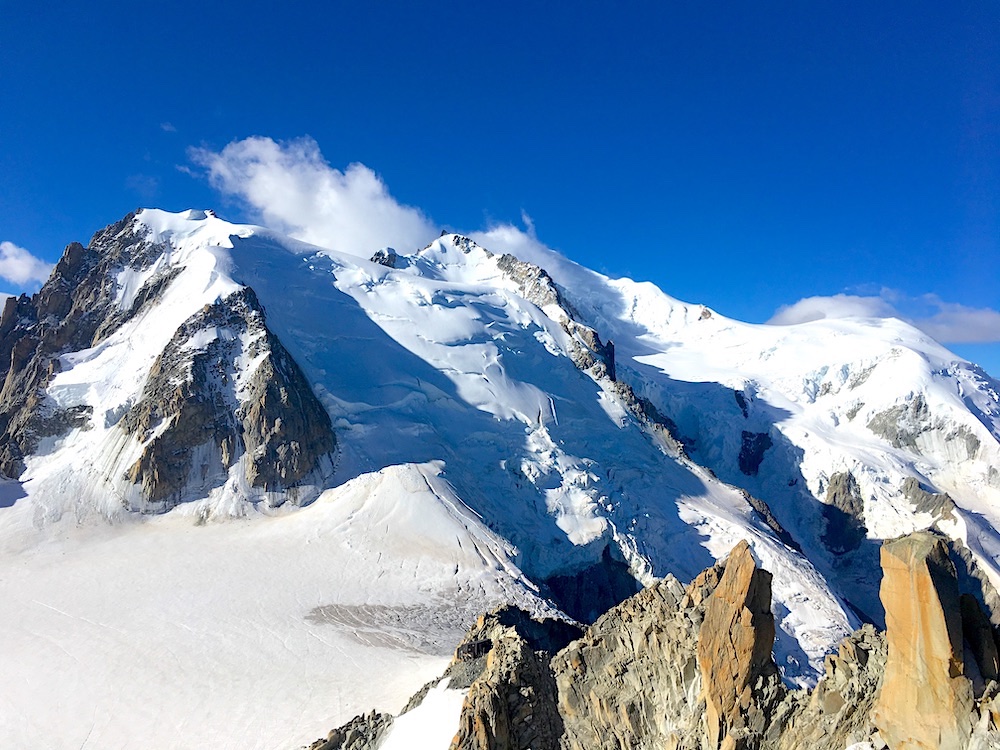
[
  {"xmin": 0, "ymin": 208, "xmax": 997, "ymax": 748},
  {"xmin": 515, "ymin": 247, "xmax": 1000, "ymax": 622}
]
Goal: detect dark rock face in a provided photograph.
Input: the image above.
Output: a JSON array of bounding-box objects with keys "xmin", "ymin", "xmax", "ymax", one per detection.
[
  {"xmin": 739, "ymin": 431, "xmax": 773, "ymax": 476},
  {"xmin": 0, "ymin": 211, "xmax": 335, "ymax": 511},
  {"xmin": 369, "ymin": 248, "xmax": 398, "ymax": 268},
  {"xmin": 821, "ymin": 472, "xmax": 868, "ymax": 553},
  {"xmin": 735, "ymin": 390, "xmax": 750, "ymax": 418},
  {"xmin": 961, "ymin": 594, "xmax": 1000, "ymax": 685},
  {"xmin": 0, "ymin": 213, "xmax": 173, "ymax": 476},
  {"xmin": 741, "ymin": 489, "xmax": 800, "ymax": 552},
  {"xmin": 947, "ymin": 538, "xmax": 1000, "ymax": 628},
  {"xmin": 120, "ymin": 288, "xmax": 335, "ymax": 511},
  {"xmin": 543, "ymin": 546, "xmax": 641, "ymax": 624}
]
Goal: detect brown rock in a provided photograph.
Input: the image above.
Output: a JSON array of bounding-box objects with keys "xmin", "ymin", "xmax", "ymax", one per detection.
[
  {"xmin": 554, "ymin": 575, "xmax": 703, "ymax": 750},
  {"xmin": 449, "ymin": 608, "xmax": 577, "ymax": 750},
  {"xmin": 697, "ymin": 540, "xmax": 780, "ymax": 750},
  {"xmin": 873, "ymin": 532, "xmax": 974, "ymax": 750}
]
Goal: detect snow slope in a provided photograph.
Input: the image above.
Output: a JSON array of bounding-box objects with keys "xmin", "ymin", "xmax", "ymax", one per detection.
[
  {"xmin": 477, "ymin": 233, "xmax": 1000, "ymax": 617},
  {"xmin": 1, "ymin": 208, "xmax": 997, "ymax": 747},
  {"xmin": 0, "ymin": 463, "xmax": 540, "ymax": 749}
]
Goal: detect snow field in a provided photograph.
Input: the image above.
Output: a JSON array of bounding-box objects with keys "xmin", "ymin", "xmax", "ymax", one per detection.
[{"xmin": 3, "ymin": 208, "xmax": 998, "ymax": 746}]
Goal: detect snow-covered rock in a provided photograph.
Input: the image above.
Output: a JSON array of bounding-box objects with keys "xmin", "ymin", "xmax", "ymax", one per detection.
[{"xmin": 0, "ymin": 208, "xmax": 997, "ymax": 748}]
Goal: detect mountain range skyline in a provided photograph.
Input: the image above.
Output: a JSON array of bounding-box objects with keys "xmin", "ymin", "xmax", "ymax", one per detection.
[
  {"xmin": 2, "ymin": 2, "xmax": 998, "ymax": 375},
  {"xmin": 1, "ymin": 205, "xmax": 997, "ymax": 747}
]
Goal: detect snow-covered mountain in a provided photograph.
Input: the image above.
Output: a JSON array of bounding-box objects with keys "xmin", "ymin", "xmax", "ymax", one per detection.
[{"xmin": 1, "ymin": 208, "xmax": 997, "ymax": 748}]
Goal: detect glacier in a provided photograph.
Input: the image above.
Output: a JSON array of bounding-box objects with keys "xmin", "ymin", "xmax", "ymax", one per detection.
[{"xmin": 0, "ymin": 208, "xmax": 997, "ymax": 748}]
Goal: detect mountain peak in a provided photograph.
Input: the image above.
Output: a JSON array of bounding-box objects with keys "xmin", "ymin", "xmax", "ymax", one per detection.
[{"xmin": 1, "ymin": 208, "xmax": 998, "ymax": 747}]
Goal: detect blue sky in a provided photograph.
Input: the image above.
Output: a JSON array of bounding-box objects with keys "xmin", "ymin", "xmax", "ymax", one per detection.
[{"xmin": 2, "ymin": 1, "xmax": 998, "ymax": 375}]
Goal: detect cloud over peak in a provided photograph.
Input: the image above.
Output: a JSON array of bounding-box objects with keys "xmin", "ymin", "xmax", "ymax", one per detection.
[
  {"xmin": 0, "ymin": 241, "xmax": 53, "ymax": 287},
  {"xmin": 188, "ymin": 136, "xmax": 999, "ymax": 353},
  {"xmin": 189, "ymin": 137, "xmax": 437, "ymax": 257},
  {"xmin": 769, "ymin": 292, "xmax": 1000, "ymax": 344}
]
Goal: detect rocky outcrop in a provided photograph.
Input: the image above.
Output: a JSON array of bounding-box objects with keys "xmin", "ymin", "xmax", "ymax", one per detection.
[
  {"xmin": 698, "ymin": 540, "xmax": 783, "ymax": 749},
  {"xmin": 0, "ymin": 212, "xmax": 174, "ymax": 476},
  {"xmin": 867, "ymin": 394, "xmax": 932, "ymax": 450},
  {"xmin": 121, "ymin": 288, "xmax": 335, "ymax": 511},
  {"xmin": 901, "ymin": 476, "xmax": 957, "ymax": 521},
  {"xmin": 867, "ymin": 394, "xmax": 983, "ymax": 462},
  {"xmin": 494, "ymin": 252, "xmax": 616, "ymax": 383},
  {"xmin": 821, "ymin": 472, "xmax": 867, "ymax": 553},
  {"xmin": 448, "ymin": 608, "xmax": 581, "ymax": 750},
  {"xmin": 739, "ymin": 431, "xmax": 773, "ymax": 476},
  {"xmin": 741, "ymin": 490, "xmax": 800, "ymax": 552},
  {"xmin": 873, "ymin": 531, "xmax": 974, "ymax": 749},
  {"xmin": 555, "ymin": 575, "xmax": 701, "ymax": 749},
  {"xmin": 308, "ymin": 534, "xmax": 1000, "ymax": 750},
  {"xmin": 369, "ymin": 248, "xmax": 398, "ymax": 268},
  {"xmin": 307, "ymin": 711, "xmax": 392, "ymax": 750},
  {"xmin": 770, "ymin": 625, "xmax": 887, "ymax": 750}
]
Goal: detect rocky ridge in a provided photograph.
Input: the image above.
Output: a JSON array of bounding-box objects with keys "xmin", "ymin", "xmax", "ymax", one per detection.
[
  {"xmin": 313, "ymin": 532, "xmax": 1000, "ymax": 750},
  {"xmin": 0, "ymin": 213, "xmax": 155, "ymax": 476},
  {"xmin": 0, "ymin": 211, "xmax": 335, "ymax": 511},
  {"xmin": 120, "ymin": 286, "xmax": 335, "ymax": 511}
]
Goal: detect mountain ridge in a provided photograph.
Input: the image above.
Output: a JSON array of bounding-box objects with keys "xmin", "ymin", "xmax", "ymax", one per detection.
[{"xmin": 0, "ymin": 207, "xmax": 997, "ymax": 748}]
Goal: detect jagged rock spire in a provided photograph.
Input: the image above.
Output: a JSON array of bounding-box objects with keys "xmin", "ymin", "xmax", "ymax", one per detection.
[{"xmin": 874, "ymin": 531, "xmax": 974, "ymax": 749}]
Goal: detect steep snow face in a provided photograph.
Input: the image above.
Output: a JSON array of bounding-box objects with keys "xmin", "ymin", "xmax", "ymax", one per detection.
[{"xmin": 491, "ymin": 243, "xmax": 1000, "ymax": 616}]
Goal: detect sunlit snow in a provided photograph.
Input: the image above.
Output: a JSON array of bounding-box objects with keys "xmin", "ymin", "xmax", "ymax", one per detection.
[{"xmin": 1, "ymin": 209, "xmax": 997, "ymax": 748}]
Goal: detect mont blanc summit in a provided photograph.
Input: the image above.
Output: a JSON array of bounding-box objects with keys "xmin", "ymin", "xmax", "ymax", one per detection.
[{"xmin": 1, "ymin": 209, "xmax": 998, "ymax": 748}]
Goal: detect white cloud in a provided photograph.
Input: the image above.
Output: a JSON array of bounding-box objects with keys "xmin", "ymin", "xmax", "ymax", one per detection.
[
  {"xmin": 189, "ymin": 136, "xmax": 437, "ymax": 257},
  {"xmin": 471, "ymin": 217, "xmax": 551, "ymax": 266},
  {"xmin": 0, "ymin": 241, "xmax": 53, "ymax": 287},
  {"xmin": 768, "ymin": 292, "xmax": 1000, "ymax": 344},
  {"xmin": 768, "ymin": 294, "xmax": 898, "ymax": 325},
  {"xmin": 912, "ymin": 298, "xmax": 1000, "ymax": 344},
  {"xmin": 160, "ymin": 122, "xmax": 177, "ymax": 133}
]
